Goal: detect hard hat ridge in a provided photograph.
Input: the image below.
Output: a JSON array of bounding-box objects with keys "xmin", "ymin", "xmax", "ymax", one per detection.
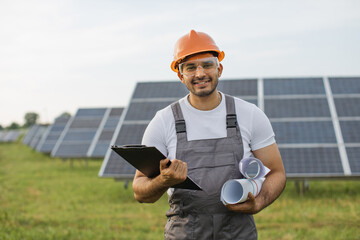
[{"xmin": 171, "ymin": 29, "xmax": 225, "ymax": 72}]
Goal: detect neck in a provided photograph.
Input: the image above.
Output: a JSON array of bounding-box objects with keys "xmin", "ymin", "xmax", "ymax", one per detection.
[{"xmin": 188, "ymin": 91, "xmax": 221, "ymax": 110}]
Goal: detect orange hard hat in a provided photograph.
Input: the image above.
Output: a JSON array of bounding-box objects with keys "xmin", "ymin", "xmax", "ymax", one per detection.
[{"xmin": 171, "ymin": 30, "xmax": 225, "ymax": 72}]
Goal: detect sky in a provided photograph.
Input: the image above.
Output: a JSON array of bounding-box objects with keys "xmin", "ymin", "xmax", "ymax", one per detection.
[{"xmin": 1, "ymin": 0, "xmax": 360, "ymax": 127}]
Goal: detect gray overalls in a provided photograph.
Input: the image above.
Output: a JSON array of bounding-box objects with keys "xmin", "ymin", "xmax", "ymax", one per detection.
[{"xmin": 164, "ymin": 94, "xmax": 257, "ymax": 240}]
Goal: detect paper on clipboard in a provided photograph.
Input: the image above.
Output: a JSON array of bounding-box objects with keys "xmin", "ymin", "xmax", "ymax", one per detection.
[{"xmin": 111, "ymin": 145, "xmax": 202, "ymax": 190}]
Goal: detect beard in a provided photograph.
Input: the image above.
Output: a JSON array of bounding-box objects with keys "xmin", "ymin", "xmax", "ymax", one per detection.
[{"xmin": 186, "ymin": 76, "xmax": 219, "ymax": 97}]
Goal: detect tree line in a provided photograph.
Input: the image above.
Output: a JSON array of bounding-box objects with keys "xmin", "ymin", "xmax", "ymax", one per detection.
[{"xmin": 0, "ymin": 112, "xmax": 71, "ymax": 130}]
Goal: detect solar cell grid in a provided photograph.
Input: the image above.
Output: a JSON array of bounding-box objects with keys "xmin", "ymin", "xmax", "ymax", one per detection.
[
  {"xmin": 37, "ymin": 116, "xmax": 70, "ymax": 153},
  {"xmin": 87, "ymin": 107, "xmax": 124, "ymax": 158},
  {"xmin": 110, "ymin": 107, "xmax": 124, "ymax": 116},
  {"xmin": 334, "ymin": 98, "xmax": 360, "ymax": 117},
  {"xmin": 218, "ymin": 79, "xmax": 257, "ymax": 96},
  {"xmin": 1, "ymin": 130, "xmax": 22, "ymax": 142},
  {"xmin": 265, "ymin": 98, "xmax": 330, "ymax": 118},
  {"xmin": 63, "ymin": 131, "xmax": 97, "ymax": 141},
  {"xmin": 339, "ymin": 121, "xmax": 360, "ymax": 143},
  {"xmin": 76, "ymin": 108, "xmax": 107, "ymax": 117},
  {"xmin": 92, "ymin": 144, "xmax": 111, "ymax": 158},
  {"xmin": 98, "ymin": 130, "xmax": 114, "ymax": 141},
  {"xmin": 29, "ymin": 126, "xmax": 48, "ymax": 149},
  {"xmin": 346, "ymin": 147, "xmax": 360, "ymax": 174},
  {"xmin": 329, "ymin": 77, "xmax": 360, "ymax": 94},
  {"xmin": 55, "ymin": 143, "xmax": 91, "ymax": 157},
  {"xmin": 69, "ymin": 118, "xmax": 103, "ymax": 128},
  {"xmin": 272, "ymin": 121, "xmax": 336, "ymax": 144},
  {"xmin": 133, "ymin": 81, "xmax": 188, "ymax": 99},
  {"xmin": 264, "ymin": 78, "xmax": 325, "ymax": 95},
  {"xmin": 280, "ymin": 147, "xmax": 343, "ymax": 175},
  {"xmin": 51, "ymin": 108, "xmax": 109, "ymax": 158},
  {"xmin": 115, "ymin": 124, "xmax": 148, "ymax": 144},
  {"xmin": 0, "ymin": 131, "xmax": 6, "ymax": 141},
  {"xmin": 124, "ymin": 101, "xmax": 174, "ymax": 121},
  {"xmin": 104, "ymin": 117, "xmax": 120, "ymax": 128},
  {"xmin": 39, "ymin": 143, "xmax": 55, "ymax": 153},
  {"xmin": 22, "ymin": 124, "xmax": 40, "ymax": 145},
  {"xmin": 45, "ymin": 133, "xmax": 61, "ymax": 141}
]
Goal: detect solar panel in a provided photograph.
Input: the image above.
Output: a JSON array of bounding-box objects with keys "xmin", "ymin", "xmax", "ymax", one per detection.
[
  {"xmin": 87, "ymin": 107, "xmax": 124, "ymax": 158},
  {"xmin": 0, "ymin": 130, "xmax": 22, "ymax": 142},
  {"xmin": 51, "ymin": 107, "xmax": 123, "ymax": 159},
  {"xmin": 22, "ymin": 124, "xmax": 41, "ymax": 145},
  {"xmin": 29, "ymin": 125, "xmax": 48, "ymax": 149},
  {"xmin": 99, "ymin": 77, "xmax": 360, "ymax": 179},
  {"xmin": 36, "ymin": 115, "xmax": 71, "ymax": 153},
  {"xmin": 0, "ymin": 131, "xmax": 6, "ymax": 141}
]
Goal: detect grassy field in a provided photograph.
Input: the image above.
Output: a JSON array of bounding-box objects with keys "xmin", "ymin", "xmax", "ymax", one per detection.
[{"xmin": 1, "ymin": 140, "xmax": 359, "ymax": 240}]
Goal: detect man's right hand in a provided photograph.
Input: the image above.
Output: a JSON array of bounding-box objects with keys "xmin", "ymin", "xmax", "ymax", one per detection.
[{"xmin": 159, "ymin": 158, "xmax": 187, "ymax": 187}]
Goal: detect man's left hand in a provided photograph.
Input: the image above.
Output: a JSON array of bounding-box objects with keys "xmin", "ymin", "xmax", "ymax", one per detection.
[{"xmin": 225, "ymin": 193, "xmax": 261, "ymax": 215}]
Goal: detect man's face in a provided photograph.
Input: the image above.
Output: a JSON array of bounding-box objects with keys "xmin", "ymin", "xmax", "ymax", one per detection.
[{"xmin": 178, "ymin": 53, "xmax": 222, "ymax": 97}]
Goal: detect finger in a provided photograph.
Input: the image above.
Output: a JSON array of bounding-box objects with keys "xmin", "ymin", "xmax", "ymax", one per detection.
[
  {"xmin": 159, "ymin": 158, "xmax": 170, "ymax": 171},
  {"xmin": 247, "ymin": 192, "xmax": 256, "ymax": 201}
]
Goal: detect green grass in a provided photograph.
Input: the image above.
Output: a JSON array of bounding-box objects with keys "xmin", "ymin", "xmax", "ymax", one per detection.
[{"xmin": 1, "ymin": 140, "xmax": 359, "ymax": 239}]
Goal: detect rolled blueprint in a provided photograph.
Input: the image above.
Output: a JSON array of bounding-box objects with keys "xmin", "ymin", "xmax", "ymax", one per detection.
[{"xmin": 221, "ymin": 157, "xmax": 270, "ymax": 205}]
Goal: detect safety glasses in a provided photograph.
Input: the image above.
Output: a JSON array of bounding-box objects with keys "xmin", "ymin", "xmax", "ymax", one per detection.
[{"xmin": 178, "ymin": 57, "xmax": 219, "ymax": 77}]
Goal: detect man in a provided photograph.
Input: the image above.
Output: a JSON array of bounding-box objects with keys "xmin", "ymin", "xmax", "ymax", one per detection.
[{"xmin": 132, "ymin": 30, "xmax": 286, "ymax": 239}]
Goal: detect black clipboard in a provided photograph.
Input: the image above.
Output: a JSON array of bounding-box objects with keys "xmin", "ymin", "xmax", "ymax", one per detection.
[{"xmin": 111, "ymin": 145, "xmax": 202, "ymax": 190}]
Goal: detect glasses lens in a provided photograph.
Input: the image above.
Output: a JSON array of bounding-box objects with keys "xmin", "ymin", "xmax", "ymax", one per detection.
[{"xmin": 179, "ymin": 57, "xmax": 219, "ymax": 76}]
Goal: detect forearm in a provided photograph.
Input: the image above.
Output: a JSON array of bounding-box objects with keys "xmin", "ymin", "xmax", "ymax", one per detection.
[
  {"xmin": 255, "ymin": 170, "xmax": 286, "ymax": 213},
  {"xmin": 132, "ymin": 174, "xmax": 169, "ymax": 203},
  {"xmin": 132, "ymin": 159, "xmax": 187, "ymax": 203}
]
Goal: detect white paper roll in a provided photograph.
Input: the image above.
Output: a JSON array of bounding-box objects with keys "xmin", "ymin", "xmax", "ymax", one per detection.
[
  {"xmin": 221, "ymin": 178, "xmax": 264, "ymax": 204},
  {"xmin": 220, "ymin": 157, "xmax": 270, "ymax": 205}
]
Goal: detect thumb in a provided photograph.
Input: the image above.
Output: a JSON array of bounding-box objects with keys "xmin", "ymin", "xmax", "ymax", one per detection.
[{"xmin": 159, "ymin": 158, "xmax": 170, "ymax": 171}]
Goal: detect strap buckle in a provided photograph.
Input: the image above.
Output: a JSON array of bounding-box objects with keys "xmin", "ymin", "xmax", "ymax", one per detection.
[
  {"xmin": 175, "ymin": 120, "xmax": 186, "ymax": 133},
  {"xmin": 226, "ymin": 114, "xmax": 237, "ymax": 128}
]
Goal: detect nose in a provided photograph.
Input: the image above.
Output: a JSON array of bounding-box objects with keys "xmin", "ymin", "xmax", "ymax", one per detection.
[{"xmin": 194, "ymin": 65, "xmax": 206, "ymax": 78}]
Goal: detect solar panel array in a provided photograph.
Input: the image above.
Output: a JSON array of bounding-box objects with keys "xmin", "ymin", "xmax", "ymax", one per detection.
[
  {"xmin": 99, "ymin": 77, "xmax": 360, "ymax": 179},
  {"xmin": 0, "ymin": 130, "xmax": 22, "ymax": 142},
  {"xmin": 51, "ymin": 107, "xmax": 124, "ymax": 158},
  {"xmin": 36, "ymin": 115, "xmax": 71, "ymax": 153}
]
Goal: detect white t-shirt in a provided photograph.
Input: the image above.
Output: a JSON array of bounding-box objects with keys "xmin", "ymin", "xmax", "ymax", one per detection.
[{"xmin": 142, "ymin": 92, "xmax": 276, "ymax": 160}]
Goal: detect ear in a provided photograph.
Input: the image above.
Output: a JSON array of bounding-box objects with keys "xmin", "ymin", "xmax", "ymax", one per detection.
[
  {"xmin": 177, "ymin": 72, "xmax": 185, "ymax": 83},
  {"xmin": 218, "ymin": 64, "xmax": 223, "ymax": 77}
]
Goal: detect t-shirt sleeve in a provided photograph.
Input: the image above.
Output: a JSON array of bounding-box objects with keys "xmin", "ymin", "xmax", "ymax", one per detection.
[
  {"xmin": 250, "ymin": 106, "xmax": 276, "ymax": 150},
  {"xmin": 141, "ymin": 110, "xmax": 169, "ymax": 157}
]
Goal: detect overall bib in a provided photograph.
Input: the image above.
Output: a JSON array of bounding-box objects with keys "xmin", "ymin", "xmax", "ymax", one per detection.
[{"xmin": 165, "ymin": 95, "xmax": 257, "ymax": 240}]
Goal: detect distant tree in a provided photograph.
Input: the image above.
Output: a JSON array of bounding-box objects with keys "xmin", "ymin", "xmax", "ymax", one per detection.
[
  {"xmin": 7, "ymin": 122, "xmax": 20, "ymax": 130},
  {"xmin": 59, "ymin": 112, "xmax": 71, "ymax": 118},
  {"xmin": 0, "ymin": 124, "xmax": 3, "ymax": 130},
  {"xmin": 24, "ymin": 112, "xmax": 39, "ymax": 128}
]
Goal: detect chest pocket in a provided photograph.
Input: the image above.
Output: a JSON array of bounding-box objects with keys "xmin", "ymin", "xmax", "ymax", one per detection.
[{"xmin": 185, "ymin": 148, "xmax": 238, "ymax": 196}]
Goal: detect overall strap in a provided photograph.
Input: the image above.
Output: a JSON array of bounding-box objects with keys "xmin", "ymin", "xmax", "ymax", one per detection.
[
  {"xmin": 171, "ymin": 101, "xmax": 187, "ymax": 143},
  {"xmin": 225, "ymin": 94, "xmax": 238, "ymax": 137}
]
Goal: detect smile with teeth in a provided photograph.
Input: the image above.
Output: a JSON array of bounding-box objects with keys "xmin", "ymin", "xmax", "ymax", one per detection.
[{"xmin": 193, "ymin": 79, "xmax": 211, "ymax": 85}]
